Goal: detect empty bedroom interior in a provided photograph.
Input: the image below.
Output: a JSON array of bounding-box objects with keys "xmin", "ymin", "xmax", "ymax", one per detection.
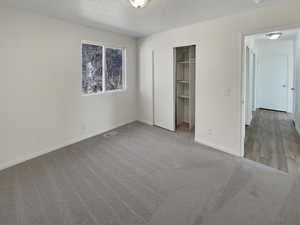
[{"xmin": 1, "ymin": 0, "xmax": 300, "ymax": 225}]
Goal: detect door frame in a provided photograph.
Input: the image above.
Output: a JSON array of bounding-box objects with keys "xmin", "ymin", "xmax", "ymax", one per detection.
[
  {"xmin": 252, "ymin": 53, "xmax": 256, "ymax": 111},
  {"xmin": 245, "ymin": 46, "xmax": 250, "ymax": 125},
  {"xmin": 245, "ymin": 49, "xmax": 256, "ymax": 125},
  {"xmin": 240, "ymin": 24, "xmax": 300, "ymax": 157},
  {"xmin": 172, "ymin": 43, "xmax": 198, "ymax": 132}
]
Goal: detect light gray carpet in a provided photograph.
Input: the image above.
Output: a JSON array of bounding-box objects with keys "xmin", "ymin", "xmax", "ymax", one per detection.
[{"xmin": 0, "ymin": 122, "xmax": 300, "ymax": 225}]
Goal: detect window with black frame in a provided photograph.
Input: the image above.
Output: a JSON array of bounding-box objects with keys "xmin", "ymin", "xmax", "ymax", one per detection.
[
  {"xmin": 105, "ymin": 48, "xmax": 123, "ymax": 91},
  {"xmin": 82, "ymin": 42, "xmax": 125, "ymax": 95}
]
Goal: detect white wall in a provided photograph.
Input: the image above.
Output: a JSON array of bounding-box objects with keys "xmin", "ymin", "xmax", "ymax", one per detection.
[
  {"xmin": 0, "ymin": 7, "xmax": 137, "ymax": 170},
  {"xmin": 138, "ymin": 0, "xmax": 300, "ymax": 157},
  {"xmin": 295, "ymin": 31, "xmax": 300, "ymax": 134},
  {"xmin": 254, "ymin": 40, "xmax": 294, "ymax": 113}
]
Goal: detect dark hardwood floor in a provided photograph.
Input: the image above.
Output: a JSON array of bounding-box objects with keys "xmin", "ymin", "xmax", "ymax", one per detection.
[
  {"xmin": 1, "ymin": 121, "xmax": 300, "ymax": 225},
  {"xmin": 245, "ymin": 109, "xmax": 300, "ymax": 176}
]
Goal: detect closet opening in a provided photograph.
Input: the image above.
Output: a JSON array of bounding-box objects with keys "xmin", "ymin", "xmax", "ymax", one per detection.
[{"xmin": 174, "ymin": 45, "xmax": 196, "ymax": 133}]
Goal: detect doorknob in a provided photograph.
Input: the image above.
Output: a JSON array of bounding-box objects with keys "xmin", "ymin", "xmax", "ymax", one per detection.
[
  {"xmin": 282, "ymin": 85, "xmax": 287, "ymax": 88},
  {"xmin": 291, "ymin": 88, "xmax": 296, "ymax": 91}
]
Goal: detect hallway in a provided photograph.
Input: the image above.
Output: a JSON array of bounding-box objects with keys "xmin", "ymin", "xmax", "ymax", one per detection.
[{"xmin": 245, "ymin": 109, "xmax": 300, "ymax": 176}]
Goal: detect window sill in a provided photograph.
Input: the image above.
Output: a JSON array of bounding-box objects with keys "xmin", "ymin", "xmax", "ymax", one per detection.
[{"xmin": 82, "ymin": 88, "xmax": 127, "ymax": 97}]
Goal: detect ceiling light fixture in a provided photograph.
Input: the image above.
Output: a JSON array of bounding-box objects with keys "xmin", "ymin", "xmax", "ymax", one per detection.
[
  {"xmin": 265, "ymin": 32, "xmax": 282, "ymax": 40},
  {"xmin": 128, "ymin": 0, "xmax": 150, "ymax": 8},
  {"xmin": 253, "ymin": 0, "xmax": 263, "ymax": 4}
]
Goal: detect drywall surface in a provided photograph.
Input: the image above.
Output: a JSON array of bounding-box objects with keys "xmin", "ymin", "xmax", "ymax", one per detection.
[
  {"xmin": 255, "ymin": 40, "xmax": 294, "ymax": 113},
  {"xmin": 138, "ymin": 0, "xmax": 300, "ymax": 156},
  {"xmin": 0, "ymin": 7, "xmax": 137, "ymax": 170},
  {"xmin": 295, "ymin": 31, "xmax": 300, "ymax": 134}
]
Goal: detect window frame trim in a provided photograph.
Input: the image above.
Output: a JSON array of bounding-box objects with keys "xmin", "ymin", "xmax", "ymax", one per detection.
[{"xmin": 81, "ymin": 40, "xmax": 127, "ymax": 96}]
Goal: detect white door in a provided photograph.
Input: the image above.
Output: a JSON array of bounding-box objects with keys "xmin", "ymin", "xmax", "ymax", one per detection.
[
  {"xmin": 257, "ymin": 54, "xmax": 288, "ymax": 111},
  {"xmin": 153, "ymin": 48, "xmax": 175, "ymax": 131}
]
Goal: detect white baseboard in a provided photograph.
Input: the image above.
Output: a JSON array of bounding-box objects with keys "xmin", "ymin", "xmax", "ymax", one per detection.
[
  {"xmin": 195, "ymin": 139, "xmax": 243, "ymax": 157},
  {"xmin": 137, "ymin": 119, "xmax": 154, "ymax": 126},
  {"xmin": 0, "ymin": 138, "xmax": 81, "ymax": 172},
  {"xmin": 0, "ymin": 120, "xmax": 135, "ymax": 172}
]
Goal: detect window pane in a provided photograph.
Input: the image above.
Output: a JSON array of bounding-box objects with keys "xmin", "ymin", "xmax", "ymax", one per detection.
[
  {"xmin": 82, "ymin": 44, "xmax": 103, "ymax": 94},
  {"xmin": 105, "ymin": 48, "xmax": 123, "ymax": 91}
]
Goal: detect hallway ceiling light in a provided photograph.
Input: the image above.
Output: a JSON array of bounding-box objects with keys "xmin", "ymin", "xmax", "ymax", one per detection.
[
  {"xmin": 253, "ymin": 0, "xmax": 263, "ymax": 4},
  {"xmin": 128, "ymin": 0, "xmax": 151, "ymax": 8},
  {"xmin": 265, "ymin": 32, "xmax": 282, "ymax": 40}
]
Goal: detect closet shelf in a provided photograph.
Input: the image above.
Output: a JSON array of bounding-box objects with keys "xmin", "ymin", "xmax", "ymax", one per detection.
[
  {"xmin": 177, "ymin": 61, "xmax": 195, "ymax": 64},
  {"xmin": 177, "ymin": 95, "xmax": 190, "ymax": 100},
  {"xmin": 177, "ymin": 80, "xmax": 189, "ymax": 84}
]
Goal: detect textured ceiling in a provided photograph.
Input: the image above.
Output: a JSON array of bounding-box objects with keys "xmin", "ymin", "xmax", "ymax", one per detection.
[{"xmin": 0, "ymin": 0, "xmax": 285, "ymax": 37}]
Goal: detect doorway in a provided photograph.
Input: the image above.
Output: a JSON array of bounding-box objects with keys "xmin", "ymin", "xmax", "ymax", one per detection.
[
  {"xmin": 152, "ymin": 44, "xmax": 196, "ymax": 135},
  {"xmin": 174, "ymin": 45, "xmax": 196, "ymax": 133},
  {"xmin": 242, "ymin": 28, "xmax": 300, "ymax": 176}
]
